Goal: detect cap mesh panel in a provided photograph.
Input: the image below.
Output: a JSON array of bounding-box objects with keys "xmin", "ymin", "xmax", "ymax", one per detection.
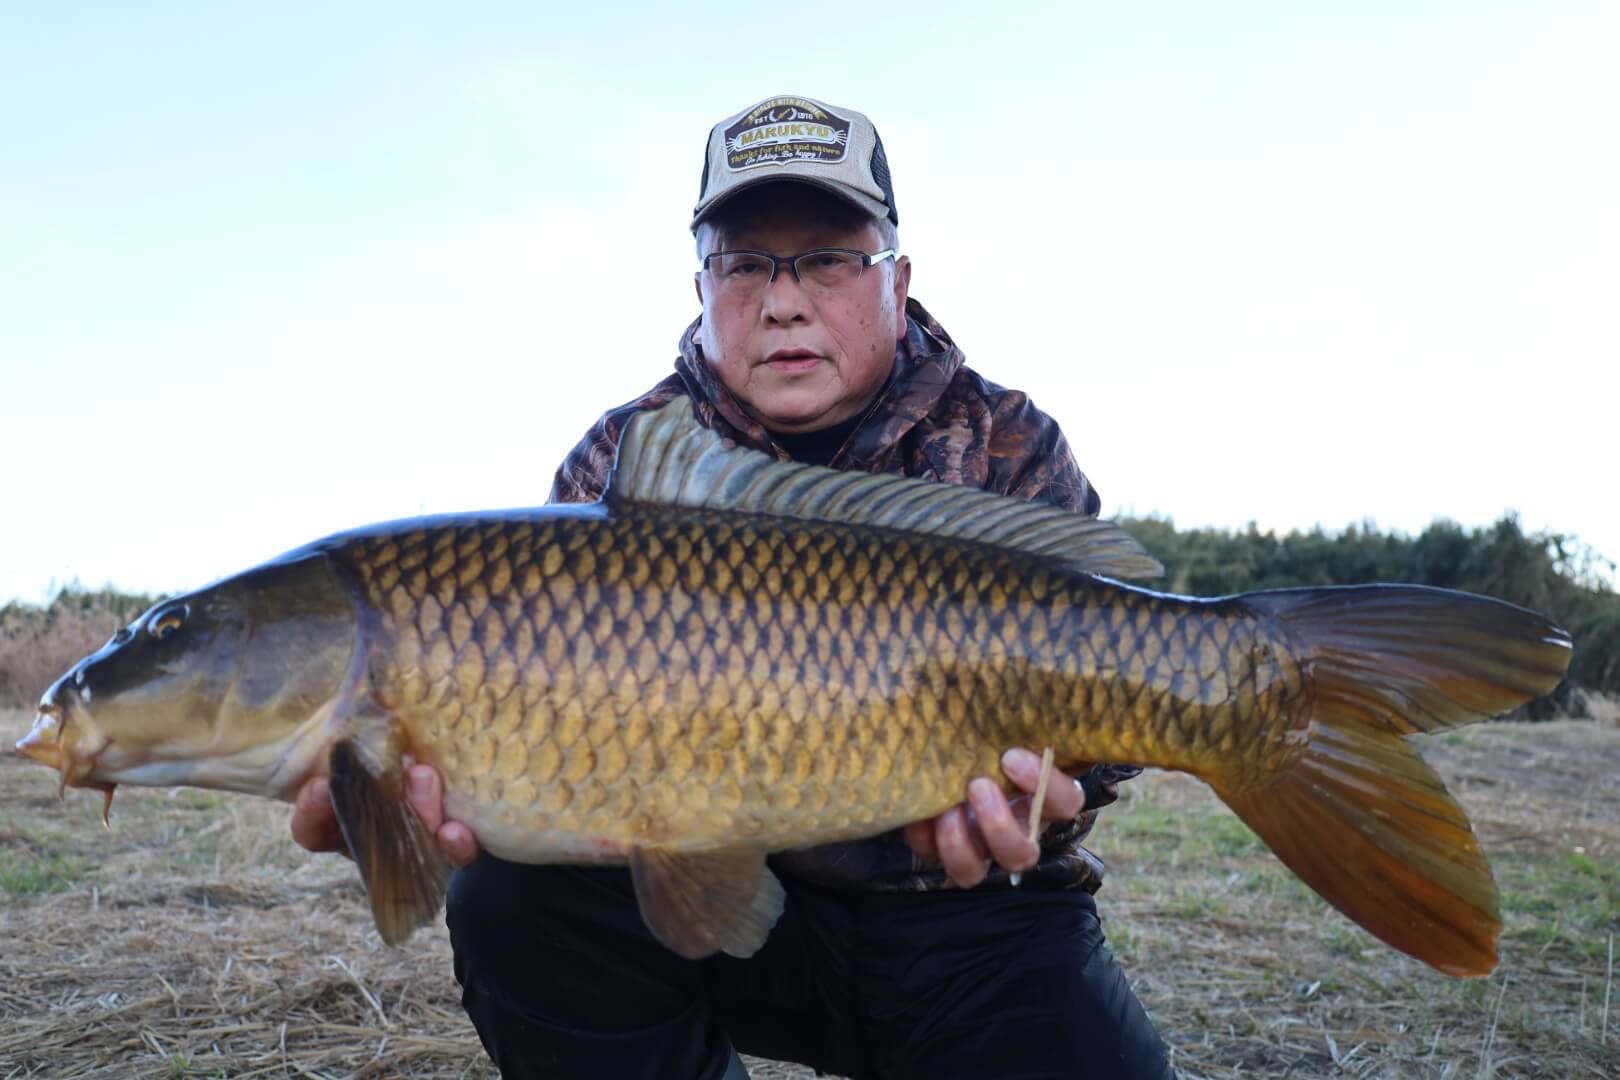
[{"xmin": 870, "ymin": 133, "xmax": 898, "ymax": 226}]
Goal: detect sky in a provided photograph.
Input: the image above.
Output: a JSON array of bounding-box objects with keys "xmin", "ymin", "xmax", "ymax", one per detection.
[{"xmin": 1, "ymin": 1, "xmax": 1616, "ymax": 604}]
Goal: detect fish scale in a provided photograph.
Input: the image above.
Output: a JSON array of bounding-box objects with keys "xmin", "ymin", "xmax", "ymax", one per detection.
[{"xmin": 341, "ymin": 504, "xmax": 1295, "ymax": 859}]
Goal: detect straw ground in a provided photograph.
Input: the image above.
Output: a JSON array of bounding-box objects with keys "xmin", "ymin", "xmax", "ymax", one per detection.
[{"xmin": 3, "ymin": 707, "xmax": 1616, "ymax": 1079}]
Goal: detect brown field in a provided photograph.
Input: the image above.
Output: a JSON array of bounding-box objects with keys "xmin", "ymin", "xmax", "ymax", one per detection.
[{"xmin": 2, "ymin": 707, "xmax": 1616, "ymax": 1079}]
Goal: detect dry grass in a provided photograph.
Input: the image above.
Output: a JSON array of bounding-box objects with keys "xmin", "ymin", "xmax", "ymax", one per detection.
[
  {"xmin": 1, "ymin": 706, "xmax": 484, "ymax": 1078},
  {"xmin": 1577, "ymin": 688, "xmax": 1620, "ymax": 728},
  {"xmin": 3, "ymin": 707, "xmax": 1617, "ymax": 1079},
  {"xmin": 0, "ymin": 595, "xmax": 150, "ymax": 710},
  {"xmin": 1099, "ymin": 721, "xmax": 1620, "ymax": 1078}
]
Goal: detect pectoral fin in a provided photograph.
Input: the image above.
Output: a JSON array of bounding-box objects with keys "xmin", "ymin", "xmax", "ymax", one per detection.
[
  {"xmin": 628, "ymin": 847, "xmax": 785, "ymax": 960},
  {"xmin": 328, "ymin": 721, "xmax": 451, "ymax": 946}
]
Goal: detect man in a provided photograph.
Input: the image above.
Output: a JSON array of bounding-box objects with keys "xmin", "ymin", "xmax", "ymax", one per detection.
[{"xmin": 292, "ymin": 95, "xmax": 1173, "ymax": 1079}]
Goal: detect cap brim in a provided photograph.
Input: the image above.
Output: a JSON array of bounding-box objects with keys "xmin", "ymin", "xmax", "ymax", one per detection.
[{"xmin": 690, "ymin": 176, "xmax": 889, "ymax": 232}]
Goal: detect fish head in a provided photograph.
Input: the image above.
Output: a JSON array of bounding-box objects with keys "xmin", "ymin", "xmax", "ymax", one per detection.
[{"xmin": 16, "ymin": 552, "xmax": 359, "ymax": 804}]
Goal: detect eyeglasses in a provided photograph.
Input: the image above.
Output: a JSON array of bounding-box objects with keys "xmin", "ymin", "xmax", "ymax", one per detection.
[{"xmin": 701, "ymin": 247, "xmax": 897, "ymax": 298}]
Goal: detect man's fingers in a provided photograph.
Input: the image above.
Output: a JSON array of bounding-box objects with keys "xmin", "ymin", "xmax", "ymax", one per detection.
[
  {"xmin": 401, "ymin": 764, "xmax": 483, "ymax": 867},
  {"xmin": 404, "ymin": 764, "xmax": 444, "ymax": 831},
  {"xmin": 899, "ymin": 753, "xmax": 1089, "ymax": 886},
  {"xmin": 289, "ymin": 776, "xmax": 350, "ymax": 858},
  {"xmin": 969, "ymin": 777, "xmax": 1040, "ymax": 874},
  {"xmin": 293, "ymin": 774, "xmax": 326, "ymax": 819},
  {"xmin": 904, "ymin": 818, "xmax": 940, "ymax": 863},
  {"xmin": 289, "ymin": 765, "xmax": 480, "ymax": 870},
  {"xmin": 935, "ymin": 804, "xmax": 992, "ymax": 888},
  {"xmin": 439, "ymin": 821, "xmax": 481, "ymax": 869},
  {"xmin": 1001, "ymin": 748, "xmax": 1085, "ymax": 820}
]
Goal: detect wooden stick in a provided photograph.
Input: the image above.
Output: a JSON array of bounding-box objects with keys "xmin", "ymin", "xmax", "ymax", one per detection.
[{"xmin": 1027, "ymin": 746, "xmax": 1056, "ymax": 849}]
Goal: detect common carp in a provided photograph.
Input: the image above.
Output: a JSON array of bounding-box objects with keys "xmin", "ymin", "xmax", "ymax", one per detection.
[{"xmin": 17, "ymin": 401, "xmax": 1571, "ymax": 975}]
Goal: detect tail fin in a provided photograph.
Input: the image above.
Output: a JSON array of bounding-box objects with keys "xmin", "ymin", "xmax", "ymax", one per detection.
[{"xmin": 1214, "ymin": 586, "xmax": 1571, "ymax": 977}]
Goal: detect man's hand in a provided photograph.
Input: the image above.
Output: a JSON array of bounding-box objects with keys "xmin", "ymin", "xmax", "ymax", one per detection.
[
  {"xmin": 289, "ymin": 764, "xmax": 482, "ymax": 868},
  {"xmin": 903, "ymin": 748, "xmax": 1085, "ymax": 888}
]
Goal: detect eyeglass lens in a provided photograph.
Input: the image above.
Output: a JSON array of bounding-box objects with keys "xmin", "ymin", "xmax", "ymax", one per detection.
[{"xmin": 708, "ymin": 251, "xmax": 867, "ymax": 293}]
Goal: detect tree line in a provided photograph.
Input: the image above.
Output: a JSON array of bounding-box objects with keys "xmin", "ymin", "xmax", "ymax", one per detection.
[{"xmin": 1118, "ymin": 513, "xmax": 1620, "ymax": 706}]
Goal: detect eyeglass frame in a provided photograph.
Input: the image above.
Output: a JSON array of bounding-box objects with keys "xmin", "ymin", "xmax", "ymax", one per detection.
[{"xmin": 699, "ymin": 247, "xmax": 899, "ymax": 290}]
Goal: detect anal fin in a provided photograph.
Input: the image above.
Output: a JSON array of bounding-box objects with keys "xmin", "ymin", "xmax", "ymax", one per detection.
[
  {"xmin": 328, "ymin": 716, "xmax": 451, "ymax": 946},
  {"xmin": 628, "ymin": 847, "xmax": 785, "ymax": 960}
]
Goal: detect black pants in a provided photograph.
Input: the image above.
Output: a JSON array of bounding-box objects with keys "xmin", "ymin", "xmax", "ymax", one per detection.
[{"xmin": 448, "ymin": 857, "xmax": 1173, "ymax": 1080}]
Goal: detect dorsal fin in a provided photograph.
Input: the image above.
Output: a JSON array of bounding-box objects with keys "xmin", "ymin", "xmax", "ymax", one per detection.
[{"xmin": 606, "ymin": 399, "xmax": 1162, "ymax": 579}]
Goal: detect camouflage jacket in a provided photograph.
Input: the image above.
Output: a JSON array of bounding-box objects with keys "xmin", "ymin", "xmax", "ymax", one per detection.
[{"xmin": 549, "ymin": 297, "xmax": 1141, "ymax": 893}]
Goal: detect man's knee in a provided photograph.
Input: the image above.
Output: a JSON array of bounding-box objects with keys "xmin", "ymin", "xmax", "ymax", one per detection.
[
  {"xmin": 448, "ymin": 858, "xmax": 707, "ymax": 1005},
  {"xmin": 446, "ymin": 858, "xmax": 733, "ymax": 1079},
  {"xmin": 448, "ymin": 860, "xmax": 646, "ymax": 978},
  {"xmin": 446, "ymin": 854, "xmax": 515, "ymax": 944}
]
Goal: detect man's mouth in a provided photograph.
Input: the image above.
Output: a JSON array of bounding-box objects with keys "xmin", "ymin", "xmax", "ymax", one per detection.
[{"xmin": 763, "ymin": 349, "xmax": 823, "ymax": 373}]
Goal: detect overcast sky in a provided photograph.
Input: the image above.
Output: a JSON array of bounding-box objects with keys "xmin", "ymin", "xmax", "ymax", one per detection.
[{"xmin": 1, "ymin": 1, "xmax": 1616, "ymax": 604}]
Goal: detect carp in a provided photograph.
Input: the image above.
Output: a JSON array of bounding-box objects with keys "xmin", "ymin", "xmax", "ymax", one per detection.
[{"xmin": 16, "ymin": 401, "xmax": 1570, "ymax": 975}]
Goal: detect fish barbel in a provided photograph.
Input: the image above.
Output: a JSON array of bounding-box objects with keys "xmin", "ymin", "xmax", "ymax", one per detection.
[{"xmin": 16, "ymin": 401, "xmax": 1571, "ymax": 974}]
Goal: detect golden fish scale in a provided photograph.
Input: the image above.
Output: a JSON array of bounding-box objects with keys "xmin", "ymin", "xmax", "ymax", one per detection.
[{"xmin": 338, "ymin": 506, "xmax": 1307, "ymax": 854}]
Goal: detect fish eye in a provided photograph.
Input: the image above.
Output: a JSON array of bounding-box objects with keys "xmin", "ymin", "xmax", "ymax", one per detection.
[
  {"xmin": 112, "ymin": 627, "xmax": 133, "ymax": 645},
  {"xmin": 150, "ymin": 606, "xmax": 189, "ymax": 640}
]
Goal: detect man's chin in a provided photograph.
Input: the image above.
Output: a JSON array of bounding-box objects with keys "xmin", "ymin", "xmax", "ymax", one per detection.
[
  {"xmin": 737, "ymin": 380, "xmax": 844, "ymax": 434},
  {"xmin": 748, "ymin": 400, "xmax": 846, "ymax": 435}
]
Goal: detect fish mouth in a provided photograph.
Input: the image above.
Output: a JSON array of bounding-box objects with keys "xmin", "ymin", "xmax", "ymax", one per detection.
[
  {"xmin": 16, "ymin": 701, "xmax": 118, "ymax": 823},
  {"xmin": 16, "ymin": 703, "xmax": 66, "ymax": 769}
]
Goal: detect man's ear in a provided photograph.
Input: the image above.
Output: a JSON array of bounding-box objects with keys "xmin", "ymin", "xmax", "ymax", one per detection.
[{"xmin": 893, "ymin": 255, "xmax": 913, "ymax": 341}]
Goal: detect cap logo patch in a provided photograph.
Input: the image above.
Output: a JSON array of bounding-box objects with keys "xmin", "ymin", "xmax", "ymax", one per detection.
[{"xmin": 723, "ymin": 97, "xmax": 850, "ymax": 171}]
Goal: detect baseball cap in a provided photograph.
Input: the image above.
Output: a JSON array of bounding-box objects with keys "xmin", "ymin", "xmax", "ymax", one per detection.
[{"xmin": 691, "ymin": 94, "xmax": 898, "ymax": 232}]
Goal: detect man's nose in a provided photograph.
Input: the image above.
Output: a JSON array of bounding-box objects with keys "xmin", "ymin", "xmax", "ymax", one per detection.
[{"xmin": 760, "ymin": 268, "xmax": 813, "ymax": 325}]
